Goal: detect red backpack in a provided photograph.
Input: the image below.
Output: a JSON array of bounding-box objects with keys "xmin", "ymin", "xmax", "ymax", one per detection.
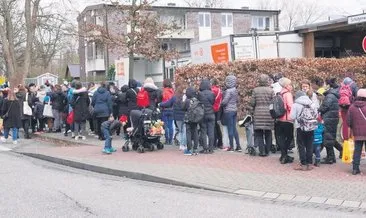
[
  {"xmin": 162, "ymin": 88, "xmax": 174, "ymax": 102},
  {"xmin": 338, "ymin": 83, "xmax": 353, "ymax": 109},
  {"xmin": 137, "ymin": 88, "xmax": 150, "ymax": 108}
]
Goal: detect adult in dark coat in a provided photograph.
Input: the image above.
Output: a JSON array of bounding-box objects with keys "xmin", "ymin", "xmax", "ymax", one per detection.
[
  {"xmin": 117, "ymin": 85, "xmax": 129, "ymax": 117},
  {"xmin": 250, "ymin": 74, "xmax": 274, "ymax": 156},
  {"xmin": 92, "ymin": 82, "xmax": 112, "ymax": 140},
  {"xmin": 142, "ymin": 77, "xmax": 161, "ymax": 111},
  {"xmin": 198, "ymin": 79, "xmax": 215, "ymax": 153},
  {"xmin": 318, "ymin": 84, "xmax": 342, "ymax": 164},
  {"xmin": 71, "ymin": 83, "xmax": 90, "ymax": 140},
  {"xmin": 126, "ymin": 79, "xmax": 139, "ymax": 113},
  {"xmin": 15, "ymin": 86, "xmax": 33, "ymax": 139},
  {"xmin": 1, "ymin": 91, "xmax": 22, "ymax": 143},
  {"xmin": 50, "ymin": 85, "xmax": 67, "ymax": 132}
]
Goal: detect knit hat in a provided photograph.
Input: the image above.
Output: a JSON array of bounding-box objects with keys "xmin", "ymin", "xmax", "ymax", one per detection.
[
  {"xmin": 295, "ymin": 90, "xmax": 306, "ymax": 100},
  {"xmin": 343, "ymin": 77, "xmax": 353, "ymax": 85},
  {"xmin": 279, "ymin": 78, "xmax": 291, "ymax": 87},
  {"xmin": 357, "ymin": 89, "xmax": 366, "ymax": 98},
  {"xmin": 225, "ymin": 75, "xmax": 237, "ymax": 88}
]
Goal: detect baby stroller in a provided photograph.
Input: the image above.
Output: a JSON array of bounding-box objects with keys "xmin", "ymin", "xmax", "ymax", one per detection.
[
  {"xmin": 238, "ymin": 115, "xmax": 256, "ymax": 156},
  {"xmin": 122, "ymin": 108, "xmax": 164, "ymax": 153}
]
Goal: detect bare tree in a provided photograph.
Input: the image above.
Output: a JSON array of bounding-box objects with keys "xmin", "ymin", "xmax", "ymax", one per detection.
[
  {"xmin": 255, "ymin": 0, "xmax": 325, "ymax": 31},
  {"xmin": 184, "ymin": 0, "xmax": 224, "ymax": 8}
]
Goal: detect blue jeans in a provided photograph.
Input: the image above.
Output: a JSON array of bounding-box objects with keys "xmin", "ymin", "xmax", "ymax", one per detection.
[
  {"xmin": 313, "ymin": 143, "xmax": 321, "ymax": 161},
  {"xmin": 162, "ymin": 112, "xmax": 174, "ymax": 143},
  {"xmin": 225, "ymin": 112, "xmax": 240, "ymax": 148},
  {"xmin": 102, "ymin": 127, "xmax": 112, "ymax": 149},
  {"xmin": 4, "ymin": 128, "xmax": 18, "ymax": 141},
  {"xmin": 176, "ymin": 121, "xmax": 186, "ymax": 146}
]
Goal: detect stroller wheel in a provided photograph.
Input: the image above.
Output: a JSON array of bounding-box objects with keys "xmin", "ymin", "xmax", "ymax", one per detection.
[
  {"xmin": 271, "ymin": 144, "xmax": 277, "ymax": 154},
  {"xmin": 157, "ymin": 142, "xmax": 164, "ymax": 150},
  {"xmin": 132, "ymin": 142, "xmax": 138, "ymax": 151},
  {"xmin": 149, "ymin": 144, "xmax": 155, "ymax": 151},
  {"xmin": 122, "ymin": 141, "xmax": 130, "ymax": 152},
  {"xmin": 137, "ymin": 146, "xmax": 145, "ymax": 153}
]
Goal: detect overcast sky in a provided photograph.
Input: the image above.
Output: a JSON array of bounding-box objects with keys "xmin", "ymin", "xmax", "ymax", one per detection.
[{"xmin": 61, "ymin": 0, "xmax": 366, "ymax": 21}]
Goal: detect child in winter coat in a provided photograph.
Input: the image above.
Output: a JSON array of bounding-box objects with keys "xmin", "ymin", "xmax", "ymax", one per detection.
[
  {"xmin": 182, "ymin": 87, "xmax": 199, "ymax": 155},
  {"xmin": 313, "ymin": 121, "xmax": 324, "ymax": 167},
  {"xmin": 346, "ymin": 89, "xmax": 366, "ymax": 175},
  {"xmin": 101, "ymin": 116, "xmax": 124, "ymax": 154}
]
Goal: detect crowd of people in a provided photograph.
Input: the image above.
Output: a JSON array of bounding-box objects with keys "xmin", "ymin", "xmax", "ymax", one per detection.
[{"xmin": 0, "ymin": 74, "xmax": 365, "ymax": 175}]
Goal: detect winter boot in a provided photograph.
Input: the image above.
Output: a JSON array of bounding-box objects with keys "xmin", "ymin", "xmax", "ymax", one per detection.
[{"xmin": 352, "ymin": 165, "xmax": 361, "ymax": 175}]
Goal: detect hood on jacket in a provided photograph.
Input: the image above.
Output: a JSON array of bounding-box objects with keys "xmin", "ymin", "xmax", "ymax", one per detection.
[
  {"xmin": 73, "ymin": 87, "xmax": 87, "ymax": 94},
  {"xmin": 186, "ymin": 87, "xmax": 196, "ymax": 99},
  {"xmin": 325, "ymin": 88, "xmax": 340, "ymax": 99},
  {"xmin": 199, "ymin": 79, "xmax": 211, "ymax": 91},
  {"xmin": 225, "ymin": 75, "xmax": 237, "ymax": 88},
  {"xmin": 97, "ymin": 87, "xmax": 107, "ymax": 94},
  {"xmin": 295, "ymin": 95, "xmax": 313, "ymax": 106},
  {"xmin": 144, "ymin": 83, "xmax": 158, "ymax": 90},
  {"xmin": 121, "ymin": 85, "xmax": 129, "ymax": 93},
  {"xmin": 353, "ymin": 100, "xmax": 366, "ymax": 108},
  {"xmin": 128, "ymin": 79, "xmax": 137, "ymax": 89}
]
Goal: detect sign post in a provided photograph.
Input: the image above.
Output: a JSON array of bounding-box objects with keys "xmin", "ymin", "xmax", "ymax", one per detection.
[{"xmin": 363, "ymin": 36, "xmax": 366, "ymax": 53}]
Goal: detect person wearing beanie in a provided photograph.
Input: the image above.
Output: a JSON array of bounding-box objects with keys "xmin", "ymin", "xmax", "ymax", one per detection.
[
  {"xmin": 250, "ymin": 74, "xmax": 274, "ymax": 157},
  {"xmin": 347, "ymin": 89, "xmax": 366, "ymax": 175},
  {"xmin": 339, "ymin": 77, "xmax": 359, "ymax": 142},
  {"xmin": 319, "ymin": 79, "xmax": 342, "ymax": 164},
  {"xmin": 221, "ymin": 75, "xmax": 242, "ymax": 152},
  {"xmin": 276, "ymin": 77, "xmax": 295, "ymax": 164},
  {"xmin": 290, "ymin": 91, "xmax": 317, "ymax": 171}
]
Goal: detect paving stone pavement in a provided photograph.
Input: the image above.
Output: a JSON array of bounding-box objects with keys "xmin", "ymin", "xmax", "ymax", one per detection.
[{"xmin": 9, "ymin": 133, "xmax": 366, "ymax": 208}]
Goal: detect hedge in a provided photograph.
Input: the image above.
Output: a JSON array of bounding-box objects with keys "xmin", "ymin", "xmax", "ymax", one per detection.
[{"xmin": 175, "ymin": 57, "xmax": 366, "ymax": 117}]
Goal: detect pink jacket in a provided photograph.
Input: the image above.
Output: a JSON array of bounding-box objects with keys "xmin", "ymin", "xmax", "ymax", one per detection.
[{"xmin": 278, "ymin": 88, "xmax": 294, "ymax": 122}]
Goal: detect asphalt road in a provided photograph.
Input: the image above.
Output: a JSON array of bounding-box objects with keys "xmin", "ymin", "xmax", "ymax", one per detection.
[{"xmin": 0, "ymin": 150, "xmax": 362, "ymax": 218}]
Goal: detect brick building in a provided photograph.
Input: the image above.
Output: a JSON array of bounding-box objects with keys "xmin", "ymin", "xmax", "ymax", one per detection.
[{"xmin": 77, "ymin": 3, "xmax": 280, "ymax": 85}]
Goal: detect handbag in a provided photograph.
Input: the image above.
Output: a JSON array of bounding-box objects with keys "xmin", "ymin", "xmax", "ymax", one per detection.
[
  {"xmin": 2, "ymin": 102, "xmax": 13, "ymax": 119},
  {"xmin": 66, "ymin": 111, "xmax": 74, "ymax": 125},
  {"xmin": 23, "ymin": 93, "xmax": 33, "ymax": 116},
  {"xmin": 43, "ymin": 101, "xmax": 54, "ymax": 118}
]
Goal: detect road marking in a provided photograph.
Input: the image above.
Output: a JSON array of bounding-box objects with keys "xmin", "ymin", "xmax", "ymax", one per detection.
[{"xmin": 0, "ymin": 145, "xmax": 11, "ymax": 151}]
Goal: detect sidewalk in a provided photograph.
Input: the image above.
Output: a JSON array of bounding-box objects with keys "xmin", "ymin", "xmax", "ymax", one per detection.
[{"xmin": 10, "ymin": 132, "xmax": 366, "ymax": 209}]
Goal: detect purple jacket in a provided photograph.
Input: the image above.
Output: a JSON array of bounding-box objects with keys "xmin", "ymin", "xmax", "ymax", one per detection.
[{"xmin": 347, "ymin": 100, "xmax": 366, "ymax": 141}]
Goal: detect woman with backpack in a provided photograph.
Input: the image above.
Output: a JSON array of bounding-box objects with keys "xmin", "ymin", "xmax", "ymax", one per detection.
[
  {"xmin": 290, "ymin": 91, "xmax": 318, "ymax": 171},
  {"xmin": 346, "ymin": 89, "xmax": 366, "ymax": 175},
  {"xmin": 183, "ymin": 87, "xmax": 199, "ymax": 155},
  {"xmin": 92, "ymin": 82, "xmax": 112, "ymax": 140},
  {"xmin": 160, "ymin": 79, "xmax": 175, "ymax": 145},
  {"xmin": 140, "ymin": 77, "xmax": 161, "ymax": 111},
  {"xmin": 222, "ymin": 75, "xmax": 242, "ymax": 152},
  {"xmin": 250, "ymin": 74, "xmax": 274, "ymax": 157},
  {"xmin": 339, "ymin": 77, "xmax": 358, "ymax": 143},
  {"xmin": 276, "ymin": 78, "xmax": 294, "ymax": 164},
  {"xmin": 318, "ymin": 78, "xmax": 342, "ymax": 164}
]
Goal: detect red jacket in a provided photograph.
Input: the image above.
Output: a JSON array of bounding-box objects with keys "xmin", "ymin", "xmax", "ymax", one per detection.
[
  {"xmin": 211, "ymin": 85, "xmax": 222, "ymax": 112},
  {"xmin": 162, "ymin": 88, "xmax": 174, "ymax": 102}
]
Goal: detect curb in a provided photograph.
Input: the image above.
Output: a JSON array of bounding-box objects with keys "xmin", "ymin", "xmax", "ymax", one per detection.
[
  {"xmin": 32, "ymin": 134, "xmax": 96, "ymax": 147},
  {"xmin": 18, "ymin": 152, "xmax": 223, "ymax": 193}
]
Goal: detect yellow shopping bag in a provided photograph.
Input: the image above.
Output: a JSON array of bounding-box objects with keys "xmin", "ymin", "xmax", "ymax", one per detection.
[{"xmin": 342, "ymin": 138, "xmax": 355, "ymax": 164}]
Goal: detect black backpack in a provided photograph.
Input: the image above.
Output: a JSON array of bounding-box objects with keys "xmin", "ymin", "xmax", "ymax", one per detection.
[
  {"xmin": 185, "ymin": 97, "xmax": 204, "ymax": 123},
  {"xmin": 270, "ymin": 92, "xmax": 287, "ymax": 119}
]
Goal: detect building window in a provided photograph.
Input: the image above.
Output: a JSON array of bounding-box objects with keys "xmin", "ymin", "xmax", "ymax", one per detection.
[
  {"xmin": 87, "ymin": 42, "xmax": 93, "ymax": 60},
  {"xmin": 160, "ymin": 15, "xmax": 185, "ymax": 29},
  {"xmin": 199, "ymin": 12, "xmax": 211, "ymax": 27},
  {"xmin": 95, "ymin": 15, "xmax": 104, "ymax": 26},
  {"xmin": 221, "ymin": 13, "xmax": 233, "ymax": 27},
  {"xmin": 95, "ymin": 42, "xmax": 104, "ymax": 59},
  {"xmin": 252, "ymin": 16, "xmax": 270, "ymax": 30}
]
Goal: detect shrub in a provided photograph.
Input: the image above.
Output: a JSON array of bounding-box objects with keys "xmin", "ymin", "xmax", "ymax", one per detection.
[{"xmin": 175, "ymin": 57, "xmax": 366, "ymax": 117}]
